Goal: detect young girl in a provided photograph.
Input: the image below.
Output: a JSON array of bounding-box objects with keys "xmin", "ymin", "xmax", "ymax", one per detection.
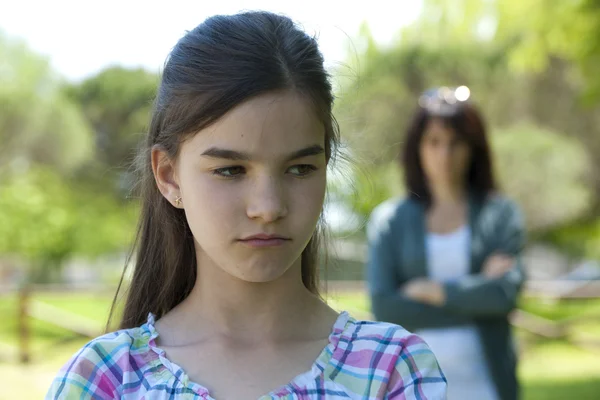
[
  {"xmin": 46, "ymin": 12, "xmax": 446, "ymax": 400},
  {"xmin": 367, "ymin": 87, "xmax": 525, "ymax": 400}
]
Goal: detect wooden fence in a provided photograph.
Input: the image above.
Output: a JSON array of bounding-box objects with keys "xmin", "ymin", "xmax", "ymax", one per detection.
[{"xmin": 2, "ymin": 277, "xmax": 600, "ymax": 364}]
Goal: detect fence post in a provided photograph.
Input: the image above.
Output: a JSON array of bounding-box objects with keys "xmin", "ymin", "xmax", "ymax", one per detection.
[{"xmin": 18, "ymin": 284, "xmax": 30, "ymax": 364}]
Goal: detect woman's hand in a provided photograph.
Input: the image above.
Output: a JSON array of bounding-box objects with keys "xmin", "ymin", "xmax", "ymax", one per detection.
[
  {"xmin": 401, "ymin": 278, "xmax": 446, "ymax": 306},
  {"xmin": 399, "ymin": 254, "xmax": 515, "ymax": 306},
  {"xmin": 482, "ymin": 253, "xmax": 515, "ymax": 278}
]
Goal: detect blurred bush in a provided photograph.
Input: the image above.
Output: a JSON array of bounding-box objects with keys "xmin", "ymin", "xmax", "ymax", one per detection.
[
  {"xmin": 492, "ymin": 124, "xmax": 592, "ymax": 231},
  {"xmin": 0, "ymin": 167, "xmax": 138, "ymax": 283}
]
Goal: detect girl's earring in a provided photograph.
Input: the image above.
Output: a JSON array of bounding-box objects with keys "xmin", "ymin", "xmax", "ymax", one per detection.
[{"xmin": 174, "ymin": 196, "xmax": 182, "ymax": 207}]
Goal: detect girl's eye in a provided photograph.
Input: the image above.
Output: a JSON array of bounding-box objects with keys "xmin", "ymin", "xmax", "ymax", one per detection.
[
  {"xmin": 213, "ymin": 166, "xmax": 245, "ymax": 178},
  {"xmin": 288, "ymin": 164, "xmax": 317, "ymax": 176}
]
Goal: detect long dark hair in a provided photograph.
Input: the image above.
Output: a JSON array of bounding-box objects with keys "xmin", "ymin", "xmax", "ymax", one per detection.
[
  {"xmin": 402, "ymin": 101, "xmax": 496, "ymax": 206},
  {"xmin": 108, "ymin": 12, "xmax": 340, "ymax": 329}
]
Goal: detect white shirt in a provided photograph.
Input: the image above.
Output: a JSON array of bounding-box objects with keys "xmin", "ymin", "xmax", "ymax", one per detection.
[{"xmin": 417, "ymin": 225, "xmax": 499, "ymax": 400}]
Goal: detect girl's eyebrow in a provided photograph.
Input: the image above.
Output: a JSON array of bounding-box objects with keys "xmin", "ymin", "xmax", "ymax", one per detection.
[{"xmin": 200, "ymin": 144, "xmax": 325, "ymax": 162}]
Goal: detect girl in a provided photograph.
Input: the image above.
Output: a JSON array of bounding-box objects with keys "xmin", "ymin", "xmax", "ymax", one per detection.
[
  {"xmin": 46, "ymin": 12, "xmax": 446, "ymax": 400},
  {"xmin": 367, "ymin": 87, "xmax": 525, "ymax": 400}
]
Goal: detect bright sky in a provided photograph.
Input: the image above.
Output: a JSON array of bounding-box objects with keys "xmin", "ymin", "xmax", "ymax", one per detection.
[{"xmin": 0, "ymin": 0, "xmax": 422, "ymax": 81}]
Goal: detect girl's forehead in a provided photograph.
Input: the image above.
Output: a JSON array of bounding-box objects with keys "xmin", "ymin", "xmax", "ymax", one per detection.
[
  {"xmin": 182, "ymin": 92, "xmax": 326, "ymax": 157},
  {"xmin": 222, "ymin": 91, "xmax": 320, "ymax": 129}
]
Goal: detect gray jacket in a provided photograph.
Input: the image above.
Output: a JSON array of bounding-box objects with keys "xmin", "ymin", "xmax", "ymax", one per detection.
[{"xmin": 366, "ymin": 193, "xmax": 526, "ymax": 400}]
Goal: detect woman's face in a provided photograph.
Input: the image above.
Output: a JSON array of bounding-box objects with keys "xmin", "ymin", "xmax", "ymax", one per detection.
[
  {"xmin": 419, "ymin": 118, "xmax": 471, "ymax": 189},
  {"xmin": 153, "ymin": 91, "xmax": 327, "ymax": 284}
]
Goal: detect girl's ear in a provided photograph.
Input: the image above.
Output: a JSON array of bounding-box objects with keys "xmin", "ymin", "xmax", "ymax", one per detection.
[{"xmin": 151, "ymin": 145, "xmax": 183, "ymax": 208}]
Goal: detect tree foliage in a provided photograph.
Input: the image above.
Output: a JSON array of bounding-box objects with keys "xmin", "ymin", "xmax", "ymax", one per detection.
[
  {"xmin": 65, "ymin": 67, "xmax": 158, "ymax": 172},
  {"xmin": 0, "ymin": 168, "xmax": 137, "ymax": 282},
  {"xmin": 335, "ymin": 0, "xmax": 600, "ymax": 235},
  {"xmin": 0, "ymin": 35, "xmax": 143, "ymax": 282},
  {"xmin": 0, "ymin": 32, "xmax": 94, "ymax": 175}
]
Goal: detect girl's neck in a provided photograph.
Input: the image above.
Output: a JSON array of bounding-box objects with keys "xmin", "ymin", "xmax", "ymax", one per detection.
[{"xmin": 157, "ymin": 255, "xmax": 335, "ymax": 345}]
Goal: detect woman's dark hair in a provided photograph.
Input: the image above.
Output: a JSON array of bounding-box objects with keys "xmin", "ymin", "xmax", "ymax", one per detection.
[
  {"xmin": 402, "ymin": 101, "xmax": 496, "ymax": 206},
  {"xmin": 108, "ymin": 11, "xmax": 339, "ymax": 329}
]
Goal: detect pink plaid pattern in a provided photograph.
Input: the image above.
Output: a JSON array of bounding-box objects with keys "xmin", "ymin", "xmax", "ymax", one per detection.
[{"xmin": 46, "ymin": 312, "xmax": 447, "ymax": 399}]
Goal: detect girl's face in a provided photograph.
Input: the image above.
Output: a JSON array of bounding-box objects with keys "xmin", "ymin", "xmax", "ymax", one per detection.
[
  {"xmin": 419, "ymin": 118, "xmax": 471, "ymax": 189},
  {"xmin": 153, "ymin": 91, "xmax": 327, "ymax": 284}
]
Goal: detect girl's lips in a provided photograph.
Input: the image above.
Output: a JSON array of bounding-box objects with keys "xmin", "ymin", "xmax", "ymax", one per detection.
[
  {"xmin": 238, "ymin": 234, "xmax": 291, "ymax": 247},
  {"xmin": 238, "ymin": 238, "xmax": 289, "ymax": 247}
]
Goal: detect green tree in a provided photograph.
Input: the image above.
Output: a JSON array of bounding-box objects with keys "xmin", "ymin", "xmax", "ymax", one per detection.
[
  {"xmin": 494, "ymin": 0, "xmax": 600, "ymax": 101},
  {"xmin": 0, "ymin": 32, "xmax": 94, "ymax": 175},
  {"xmin": 65, "ymin": 67, "xmax": 158, "ymax": 174},
  {"xmin": 0, "ymin": 168, "xmax": 137, "ymax": 283},
  {"xmin": 492, "ymin": 124, "xmax": 592, "ymax": 230},
  {"xmin": 0, "ymin": 34, "xmax": 140, "ymax": 282},
  {"xmin": 336, "ymin": 0, "xmax": 600, "ymax": 224}
]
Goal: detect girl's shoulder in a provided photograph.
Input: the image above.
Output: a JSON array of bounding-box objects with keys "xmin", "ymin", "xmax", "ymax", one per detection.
[
  {"xmin": 327, "ymin": 314, "xmax": 446, "ymax": 398},
  {"xmin": 45, "ymin": 315, "xmax": 165, "ymax": 399},
  {"xmin": 336, "ymin": 315, "xmax": 442, "ymax": 370}
]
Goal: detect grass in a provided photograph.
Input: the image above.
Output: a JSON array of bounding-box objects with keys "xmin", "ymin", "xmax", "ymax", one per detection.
[
  {"xmin": 0, "ymin": 293, "xmax": 117, "ymax": 351},
  {"xmin": 520, "ymin": 341, "xmax": 600, "ymax": 400},
  {"xmin": 519, "ymin": 296, "xmax": 600, "ymax": 321},
  {"xmin": 1, "ymin": 290, "xmax": 599, "ymax": 399}
]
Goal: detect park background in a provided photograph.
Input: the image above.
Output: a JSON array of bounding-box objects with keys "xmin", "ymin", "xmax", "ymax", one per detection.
[{"xmin": 1, "ymin": 1, "xmax": 600, "ymax": 398}]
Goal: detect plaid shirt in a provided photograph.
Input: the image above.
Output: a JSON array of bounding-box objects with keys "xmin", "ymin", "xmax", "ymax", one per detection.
[{"xmin": 46, "ymin": 312, "xmax": 446, "ymax": 399}]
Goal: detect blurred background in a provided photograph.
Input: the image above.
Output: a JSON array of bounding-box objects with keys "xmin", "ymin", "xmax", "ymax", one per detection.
[{"xmin": 1, "ymin": 0, "xmax": 599, "ymax": 399}]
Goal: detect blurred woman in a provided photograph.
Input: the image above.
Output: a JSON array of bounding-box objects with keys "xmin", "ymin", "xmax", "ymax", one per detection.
[{"xmin": 367, "ymin": 87, "xmax": 526, "ymax": 400}]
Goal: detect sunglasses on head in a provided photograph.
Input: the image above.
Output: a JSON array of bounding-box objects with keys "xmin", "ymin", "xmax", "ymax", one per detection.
[{"xmin": 418, "ymin": 86, "xmax": 471, "ymax": 116}]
